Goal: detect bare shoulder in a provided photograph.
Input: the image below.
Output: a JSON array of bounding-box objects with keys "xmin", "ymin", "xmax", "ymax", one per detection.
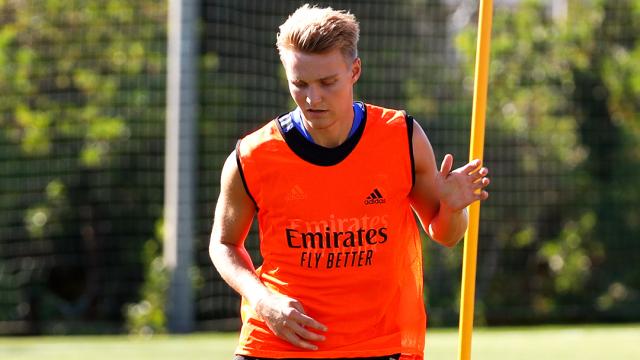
[
  {"xmin": 219, "ymin": 150, "xmax": 255, "ymax": 211},
  {"xmin": 211, "ymin": 150, "xmax": 256, "ymax": 246},
  {"xmin": 221, "ymin": 150, "xmax": 240, "ymax": 184},
  {"xmin": 411, "ymin": 119, "xmax": 437, "ymax": 175}
]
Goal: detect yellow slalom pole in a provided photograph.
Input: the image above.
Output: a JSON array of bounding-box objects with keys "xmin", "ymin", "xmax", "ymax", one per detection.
[{"xmin": 458, "ymin": 1, "xmax": 493, "ymax": 360}]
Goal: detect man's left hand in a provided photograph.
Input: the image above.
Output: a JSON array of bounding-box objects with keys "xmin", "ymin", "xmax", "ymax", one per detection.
[{"xmin": 434, "ymin": 154, "xmax": 490, "ymax": 213}]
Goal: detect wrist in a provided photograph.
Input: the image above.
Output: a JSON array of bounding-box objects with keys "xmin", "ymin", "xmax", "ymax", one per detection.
[
  {"xmin": 246, "ymin": 285, "xmax": 272, "ymax": 311},
  {"xmin": 438, "ymin": 201, "xmax": 466, "ymax": 216}
]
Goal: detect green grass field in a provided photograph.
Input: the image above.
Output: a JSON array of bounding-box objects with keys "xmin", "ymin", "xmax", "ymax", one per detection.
[{"xmin": 0, "ymin": 324, "xmax": 637, "ymax": 360}]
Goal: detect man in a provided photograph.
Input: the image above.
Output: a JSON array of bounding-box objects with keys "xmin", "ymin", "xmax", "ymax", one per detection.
[{"xmin": 210, "ymin": 4, "xmax": 490, "ymax": 360}]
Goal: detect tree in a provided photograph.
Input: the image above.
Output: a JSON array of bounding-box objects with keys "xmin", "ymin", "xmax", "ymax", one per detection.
[
  {"xmin": 454, "ymin": 0, "xmax": 640, "ymax": 323},
  {"xmin": 0, "ymin": 0, "xmax": 166, "ymax": 333}
]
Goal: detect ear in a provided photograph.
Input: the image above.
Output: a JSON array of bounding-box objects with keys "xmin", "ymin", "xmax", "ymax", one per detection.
[{"xmin": 351, "ymin": 57, "xmax": 362, "ymax": 84}]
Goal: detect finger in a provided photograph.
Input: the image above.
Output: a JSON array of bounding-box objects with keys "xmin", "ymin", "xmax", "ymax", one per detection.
[
  {"xmin": 460, "ymin": 159, "xmax": 482, "ymax": 174},
  {"xmin": 475, "ymin": 190, "xmax": 489, "ymax": 201},
  {"xmin": 289, "ymin": 300, "xmax": 305, "ymax": 314},
  {"xmin": 289, "ymin": 300, "xmax": 328, "ymax": 331},
  {"xmin": 472, "ymin": 177, "xmax": 490, "ymax": 189},
  {"xmin": 439, "ymin": 154, "xmax": 453, "ymax": 175},
  {"xmin": 470, "ymin": 167, "xmax": 489, "ymax": 181},
  {"xmin": 288, "ymin": 321, "xmax": 326, "ymax": 341},
  {"xmin": 282, "ymin": 329, "xmax": 319, "ymax": 350},
  {"xmin": 292, "ymin": 310, "xmax": 328, "ymax": 332}
]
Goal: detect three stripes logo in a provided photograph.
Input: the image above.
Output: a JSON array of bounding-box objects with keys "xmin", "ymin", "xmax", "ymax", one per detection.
[
  {"xmin": 364, "ymin": 188, "xmax": 386, "ymax": 205},
  {"xmin": 286, "ymin": 185, "xmax": 307, "ymax": 201}
]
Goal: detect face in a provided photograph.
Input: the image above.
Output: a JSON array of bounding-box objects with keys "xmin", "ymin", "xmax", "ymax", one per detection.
[{"xmin": 281, "ymin": 47, "xmax": 361, "ymax": 131}]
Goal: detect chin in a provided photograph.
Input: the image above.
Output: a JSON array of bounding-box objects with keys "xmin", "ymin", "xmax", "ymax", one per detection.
[
  {"xmin": 303, "ymin": 112, "xmax": 331, "ymax": 123},
  {"xmin": 307, "ymin": 120, "xmax": 333, "ymax": 130}
]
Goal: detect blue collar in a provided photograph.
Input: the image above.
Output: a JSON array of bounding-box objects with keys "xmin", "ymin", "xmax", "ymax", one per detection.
[{"xmin": 289, "ymin": 102, "xmax": 365, "ymax": 144}]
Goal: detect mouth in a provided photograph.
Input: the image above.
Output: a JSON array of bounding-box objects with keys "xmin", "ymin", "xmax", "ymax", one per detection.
[{"xmin": 307, "ymin": 109, "xmax": 328, "ymax": 113}]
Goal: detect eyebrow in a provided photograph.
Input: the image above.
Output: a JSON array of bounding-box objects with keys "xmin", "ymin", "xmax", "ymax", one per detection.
[{"xmin": 292, "ymin": 74, "xmax": 339, "ymax": 82}]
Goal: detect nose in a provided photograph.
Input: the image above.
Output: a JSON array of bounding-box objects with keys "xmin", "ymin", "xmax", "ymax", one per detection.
[{"xmin": 305, "ymin": 85, "xmax": 322, "ymax": 108}]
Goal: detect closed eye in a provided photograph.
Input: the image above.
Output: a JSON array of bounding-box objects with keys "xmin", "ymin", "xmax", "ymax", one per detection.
[{"xmin": 291, "ymin": 80, "xmax": 307, "ymax": 88}]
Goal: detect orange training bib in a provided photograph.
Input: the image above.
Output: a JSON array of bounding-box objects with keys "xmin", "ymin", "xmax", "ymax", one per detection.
[{"xmin": 235, "ymin": 103, "xmax": 425, "ymax": 359}]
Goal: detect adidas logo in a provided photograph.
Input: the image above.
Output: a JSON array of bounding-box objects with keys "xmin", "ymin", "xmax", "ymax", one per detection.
[
  {"xmin": 286, "ymin": 185, "xmax": 307, "ymax": 201},
  {"xmin": 364, "ymin": 188, "xmax": 386, "ymax": 205}
]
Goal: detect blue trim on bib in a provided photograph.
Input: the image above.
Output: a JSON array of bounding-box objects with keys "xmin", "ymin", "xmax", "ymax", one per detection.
[{"xmin": 289, "ymin": 102, "xmax": 364, "ymax": 144}]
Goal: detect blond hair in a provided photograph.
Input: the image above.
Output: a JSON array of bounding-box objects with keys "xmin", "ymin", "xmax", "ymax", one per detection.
[{"xmin": 276, "ymin": 4, "xmax": 360, "ymax": 61}]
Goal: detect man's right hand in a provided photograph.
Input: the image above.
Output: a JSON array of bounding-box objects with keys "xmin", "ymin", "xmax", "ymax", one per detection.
[
  {"xmin": 210, "ymin": 153, "xmax": 327, "ymax": 350},
  {"xmin": 254, "ymin": 292, "xmax": 328, "ymax": 350}
]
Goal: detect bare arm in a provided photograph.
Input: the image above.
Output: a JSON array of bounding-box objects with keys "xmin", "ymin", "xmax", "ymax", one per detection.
[
  {"xmin": 209, "ymin": 151, "xmax": 326, "ymax": 350},
  {"xmin": 409, "ymin": 120, "xmax": 489, "ymax": 247},
  {"xmin": 209, "ymin": 151, "xmax": 266, "ymax": 305}
]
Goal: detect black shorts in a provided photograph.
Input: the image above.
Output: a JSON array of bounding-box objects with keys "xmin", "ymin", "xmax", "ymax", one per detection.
[{"xmin": 233, "ymin": 355, "xmax": 400, "ymax": 360}]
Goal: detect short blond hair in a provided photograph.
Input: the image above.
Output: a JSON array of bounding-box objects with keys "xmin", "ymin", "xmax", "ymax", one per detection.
[{"xmin": 276, "ymin": 4, "xmax": 360, "ymax": 61}]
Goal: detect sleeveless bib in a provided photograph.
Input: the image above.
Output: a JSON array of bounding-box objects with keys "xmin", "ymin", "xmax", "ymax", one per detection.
[{"xmin": 235, "ymin": 103, "xmax": 425, "ymax": 358}]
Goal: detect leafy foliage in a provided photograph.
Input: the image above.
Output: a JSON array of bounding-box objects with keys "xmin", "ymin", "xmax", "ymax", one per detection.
[
  {"xmin": 125, "ymin": 219, "xmax": 168, "ymax": 336},
  {"xmin": 0, "ymin": 0, "xmax": 166, "ymax": 332},
  {"xmin": 454, "ymin": 0, "xmax": 640, "ymax": 323}
]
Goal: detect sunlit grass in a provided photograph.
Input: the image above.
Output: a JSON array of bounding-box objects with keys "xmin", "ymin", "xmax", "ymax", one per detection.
[{"xmin": 0, "ymin": 324, "xmax": 637, "ymax": 360}]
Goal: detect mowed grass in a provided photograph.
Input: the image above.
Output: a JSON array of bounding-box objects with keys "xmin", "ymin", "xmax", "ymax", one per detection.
[{"xmin": 0, "ymin": 324, "xmax": 637, "ymax": 360}]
